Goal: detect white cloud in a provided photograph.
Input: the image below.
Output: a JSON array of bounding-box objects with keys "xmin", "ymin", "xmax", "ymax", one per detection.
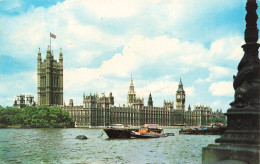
[
  {"xmin": 0, "ymin": 0, "xmax": 246, "ymax": 111},
  {"xmin": 98, "ymin": 35, "xmax": 211, "ymax": 77},
  {"xmin": 209, "ymin": 81, "xmax": 234, "ymax": 96},
  {"xmin": 185, "ymin": 86, "xmax": 195, "ymax": 97},
  {"xmin": 75, "ymin": 50, "xmax": 102, "ymax": 65},
  {"xmin": 206, "ymin": 66, "xmax": 236, "ymax": 82},
  {"xmin": 75, "ymin": 0, "xmax": 140, "ymax": 18},
  {"xmin": 210, "ymin": 100, "xmax": 222, "ymax": 109},
  {"xmin": 209, "ymin": 36, "xmax": 244, "ymax": 61},
  {"xmin": 194, "ymin": 78, "xmax": 205, "ymax": 84}
]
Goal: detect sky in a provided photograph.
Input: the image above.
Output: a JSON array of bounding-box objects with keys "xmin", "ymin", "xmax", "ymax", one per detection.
[{"xmin": 0, "ymin": 0, "xmax": 257, "ymax": 112}]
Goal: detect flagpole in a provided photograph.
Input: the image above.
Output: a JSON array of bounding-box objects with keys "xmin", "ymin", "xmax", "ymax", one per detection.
[{"xmin": 50, "ymin": 32, "xmax": 51, "ymax": 51}]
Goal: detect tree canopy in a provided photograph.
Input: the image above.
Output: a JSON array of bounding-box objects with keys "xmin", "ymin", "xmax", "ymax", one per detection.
[
  {"xmin": 209, "ymin": 117, "xmax": 227, "ymax": 124},
  {"xmin": 0, "ymin": 106, "xmax": 74, "ymax": 128}
]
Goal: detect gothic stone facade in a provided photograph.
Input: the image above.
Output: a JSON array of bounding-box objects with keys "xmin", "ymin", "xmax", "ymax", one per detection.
[
  {"xmin": 64, "ymin": 77, "xmax": 219, "ymax": 127},
  {"xmin": 13, "ymin": 94, "xmax": 36, "ymax": 109},
  {"xmin": 37, "ymin": 47, "xmax": 63, "ymax": 106}
]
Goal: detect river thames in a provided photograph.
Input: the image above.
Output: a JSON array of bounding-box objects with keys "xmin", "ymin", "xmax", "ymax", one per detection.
[{"xmin": 0, "ymin": 128, "xmax": 219, "ymax": 164}]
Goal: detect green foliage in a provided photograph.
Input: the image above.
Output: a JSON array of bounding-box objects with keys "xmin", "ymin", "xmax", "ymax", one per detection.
[
  {"xmin": 0, "ymin": 106, "xmax": 24, "ymax": 125},
  {"xmin": 0, "ymin": 106, "xmax": 74, "ymax": 127},
  {"xmin": 210, "ymin": 117, "xmax": 227, "ymax": 124}
]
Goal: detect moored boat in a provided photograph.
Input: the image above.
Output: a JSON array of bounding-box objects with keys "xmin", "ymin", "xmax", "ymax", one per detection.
[
  {"xmin": 179, "ymin": 127, "xmax": 226, "ymax": 135},
  {"xmin": 143, "ymin": 124, "xmax": 163, "ymax": 133},
  {"xmin": 103, "ymin": 124, "xmax": 138, "ymax": 139},
  {"xmin": 131, "ymin": 126, "xmax": 168, "ymax": 138},
  {"xmin": 103, "ymin": 124, "xmax": 164, "ymax": 139}
]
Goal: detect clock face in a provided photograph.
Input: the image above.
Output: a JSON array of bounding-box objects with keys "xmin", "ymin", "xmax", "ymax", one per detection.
[{"xmin": 177, "ymin": 95, "xmax": 180, "ymax": 99}]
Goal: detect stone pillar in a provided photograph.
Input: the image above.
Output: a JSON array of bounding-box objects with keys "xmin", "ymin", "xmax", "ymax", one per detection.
[{"xmin": 202, "ymin": 0, "xmax": 260, "ymax": 163}]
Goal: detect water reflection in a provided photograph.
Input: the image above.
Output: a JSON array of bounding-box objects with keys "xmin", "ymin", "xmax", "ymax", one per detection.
[{"xmin": 0, "ymin": 128, "xmax": 218, "ymax": 164}]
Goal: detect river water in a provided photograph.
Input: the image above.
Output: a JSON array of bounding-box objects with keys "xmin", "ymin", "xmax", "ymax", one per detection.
[{"xmin": 0, "ymin": 128, "xmax": 219, "ymax": 164}]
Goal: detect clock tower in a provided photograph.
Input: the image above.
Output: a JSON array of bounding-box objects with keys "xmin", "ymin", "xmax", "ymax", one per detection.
[{"xmin": 176, "ymin": 78, "xmax": 185, "ymax": 111}]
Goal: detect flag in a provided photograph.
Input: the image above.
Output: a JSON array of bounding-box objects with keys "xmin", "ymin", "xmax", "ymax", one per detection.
[{"xmin": 50, "ymin": 33, "xmax": 56, "ymax": 39}]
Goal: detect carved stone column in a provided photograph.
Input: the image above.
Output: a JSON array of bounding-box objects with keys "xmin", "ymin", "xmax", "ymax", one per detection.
[{"xmin": 202, "ymin": 0, "xmax": 260, "ymax": 163}]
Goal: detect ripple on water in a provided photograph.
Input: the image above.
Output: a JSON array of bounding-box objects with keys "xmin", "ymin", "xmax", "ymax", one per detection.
[{"xmin": 0, "ymin": 128, "xmax": 218, "ymax": 164}]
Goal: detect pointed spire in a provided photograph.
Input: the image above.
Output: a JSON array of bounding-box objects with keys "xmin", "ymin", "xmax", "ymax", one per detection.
[
  {"xmin": 148, "ymin": 92, "xmax": 153, "ymax": 107},
  {"xmin": 130, "ymin": 74, "xmax": 133, "ymax": 85},
  {"xmin": 37, "ymin": 48, "xmax": 41, "ymax": 61},
  {"xmin": 179, "ymin": 77, "xmax": 183, "ymax": 86},
  {"xmin": 59, "ymin": 48, "xmax": 63, "ymax": 59},
  {"xmin": 38, "ymin": 48, "xmax": 41, "ymax": 55},
  {"xmin": 46, "ymin": 46, "xmax": 51, "ymax": 58}
]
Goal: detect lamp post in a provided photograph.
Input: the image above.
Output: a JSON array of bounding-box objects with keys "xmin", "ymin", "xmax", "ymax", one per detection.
[{"xmin": 202, "ymin": 0, "xmax": 260, "ymax": 163}]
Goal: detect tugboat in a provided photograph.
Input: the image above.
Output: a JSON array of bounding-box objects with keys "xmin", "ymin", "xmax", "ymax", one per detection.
[{"xmin": 131, "ymin": 126, "xmax": 168, "ymax": 138}]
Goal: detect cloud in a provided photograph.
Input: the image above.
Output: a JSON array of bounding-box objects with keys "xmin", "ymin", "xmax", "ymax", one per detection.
[
  {"xmin": 75, "ymin": 0, "xmax": 140, "ymax": 18},
  {"xmin": 209, "ymin": 36, "xmax": 244, "ymax": 61},
  {"xmin": 0, "ymin": 0, "xmax": 246, "ymax": 112},
  {"xmin": 0, "ymin": 71, "xmax": 37, "ymax": 106},
  {"xmin": 185, "ymin": 86, "xmax": 195, "ymax": 97},
  {"xmin": 209, "ymin": 81, "xmax": 234, "ymax": 96},
  {"xmin": 99, "ymin": 35, "xmax": 211, "ymax": 77},
  {"xmin": 210, "ymin": 100, "xmax": 222, "ymax": 109},
  {"xmin": 206, "ymin": 66, "xmax": 236, "ymax": 82}
]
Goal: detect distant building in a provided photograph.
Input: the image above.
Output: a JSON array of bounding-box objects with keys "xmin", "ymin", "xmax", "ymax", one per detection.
[
  {"xmin": 13, "ymin": 94, "xmax": 36, "ymax": 108},
  {"xmin": 63, "ymin": 76, "xmax": 222, "ymax": 127},
  {"xmin": 37, "ymin": 47, "xmax": 63, "ymax": 106}
]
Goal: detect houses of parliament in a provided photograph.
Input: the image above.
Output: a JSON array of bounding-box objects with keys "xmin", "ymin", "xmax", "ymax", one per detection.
[{"xmin": 32, "ymin": 47, "xmax": 224, "ymax": 127}]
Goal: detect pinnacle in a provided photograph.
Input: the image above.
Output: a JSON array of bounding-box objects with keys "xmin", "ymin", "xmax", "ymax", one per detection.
[{"xmin": 179, "ymin": 77, "xmax": 183, "ymax": 86}]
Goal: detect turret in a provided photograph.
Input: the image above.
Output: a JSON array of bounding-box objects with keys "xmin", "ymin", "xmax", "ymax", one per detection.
[
  {"xmin": 59, "ymin": 48, "xmax": 63, "ymax": 65},
  {"xmin": 46, "ymin": 45, "xmax": 51, "ymax": 58},
  {"xmin": 109, "ymin": 91, "xmax": 114, "ymax": 105},
  {"xmin": 37, "ymin": 48, "xmax": 42, "ymax": 105},
  {"xmin": 51, "ymin": 50, "xmax": 54, "ymax": 58},
  {"xmin": 69, "ymin": 99, "xmax": 74, "ymax": 107},
  {"xmin": 127, "ymin": 74, "xmax": 136, "ymax": 106},
  {"xmin": 148, "ymin": 93, "xmax": 153, "ymax": 107},
  {"xmin": 37, "ymin": 48, "xmax": 41, "ymax": 63}
]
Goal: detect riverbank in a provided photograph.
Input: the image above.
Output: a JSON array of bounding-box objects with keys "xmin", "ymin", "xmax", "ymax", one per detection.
[
  {"xmin": 75, "ymin": 125, "xmax": 200, "ymax": 129},
  {"xmin": 0, "ymin": 124, "xmax": 74, "ymax": 129},
  {"xmin": 0, "ymin": 124, "xmax": 199, "ymax": 129}
]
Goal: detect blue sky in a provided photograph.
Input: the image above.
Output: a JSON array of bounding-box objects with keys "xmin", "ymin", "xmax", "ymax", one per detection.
[{"xmin": 0, "ymin": 0, "xmax": 257, "ymax": 112}]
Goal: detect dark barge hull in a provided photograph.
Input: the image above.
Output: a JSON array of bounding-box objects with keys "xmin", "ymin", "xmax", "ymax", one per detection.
[
  {"xmin": 179, "ymin": 127, "xmax": 226, "ymax": 135},
  {"xmin": 104, "ymin": 128, "xmax": 139, "ymax": 138}
]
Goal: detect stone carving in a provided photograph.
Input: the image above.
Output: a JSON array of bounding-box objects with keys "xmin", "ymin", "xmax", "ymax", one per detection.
[{"xmin": 230, "ymin": 0, "xmax": 260, "ymax": 110}]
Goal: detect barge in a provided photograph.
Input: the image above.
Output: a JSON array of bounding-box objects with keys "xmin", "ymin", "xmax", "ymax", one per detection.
[
  {"xmin": 179, "ymin": 127, "xmax": 226, "ymax": 135},
  {"xmin": 104, "ymin": 124, "xmax": 163, "ymax": 139},
  {"xmin": 104, "ymin": 124, "xmax": 138, "ymax": 138}
]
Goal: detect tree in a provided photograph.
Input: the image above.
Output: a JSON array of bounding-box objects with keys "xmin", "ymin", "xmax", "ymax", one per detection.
[
  {"xmin": 0, "ymin": 106, "xmax": 74, "ymax": 128},
  {"xmin": 0, "ymin": 106, "xmax": 24, "ymax": 125},
  {"xmin": 22, "ymin": 106, "xmax": 74, "ymax": 127},
  {"xmin": 210, "ymin": 117, "xmax": 227, "ymax": 124}
]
